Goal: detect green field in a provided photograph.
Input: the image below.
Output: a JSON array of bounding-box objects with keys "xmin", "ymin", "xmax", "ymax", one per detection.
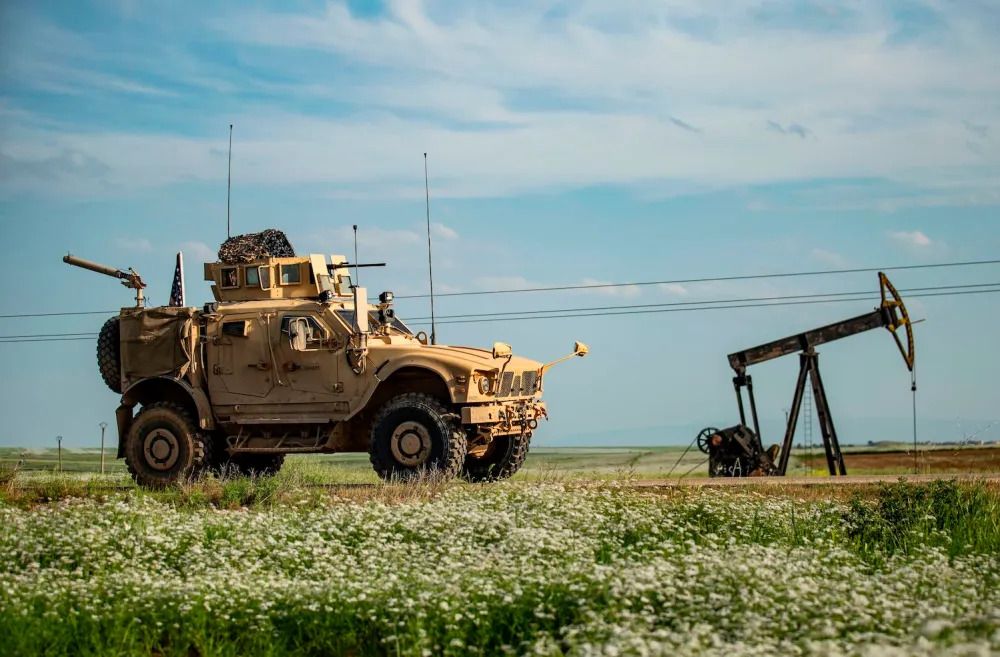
[
  {"xmin": 1, "ymin": 468, "xmax": 998, "ymax": 657},
  {"xmin": 3, "ymin": 442, "xmax": 996, "ymax": 483}
]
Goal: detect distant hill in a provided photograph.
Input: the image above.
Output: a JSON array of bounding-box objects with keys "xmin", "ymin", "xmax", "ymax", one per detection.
[{"xmin": 541, "ymin": 416, "xmax": 999, "ymax": 448}]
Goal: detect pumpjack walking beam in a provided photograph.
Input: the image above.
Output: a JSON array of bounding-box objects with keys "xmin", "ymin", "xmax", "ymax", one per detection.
[{"xmin": 727, "ymin": 272, "xmax": 915, "ymax": 476}]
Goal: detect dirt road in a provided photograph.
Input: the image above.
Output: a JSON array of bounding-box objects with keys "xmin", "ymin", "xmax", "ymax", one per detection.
[{"xmin": 631, "ymin": 473, "xmax": 1000, "ymax": 487}]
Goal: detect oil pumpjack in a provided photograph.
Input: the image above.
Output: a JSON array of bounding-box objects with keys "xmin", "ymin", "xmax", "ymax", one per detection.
[{"xmin": 699, "ymin": 272, "xmax": 916, "ymax": 477}]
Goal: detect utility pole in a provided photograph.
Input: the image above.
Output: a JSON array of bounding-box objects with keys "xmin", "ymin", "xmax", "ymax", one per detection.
[
  {"xmin": 57, "ymin": 436, "xmax": 62, "ymax": 472},
  {"xmin": 99, "ymin": 422, "xmax": 108, "ymax": 475}
]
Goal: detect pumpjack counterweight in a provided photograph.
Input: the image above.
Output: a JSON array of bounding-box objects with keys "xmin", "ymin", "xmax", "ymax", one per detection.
[{"xmin": 699, "ymin": 272, "xmax": 915, "ymax": 478}]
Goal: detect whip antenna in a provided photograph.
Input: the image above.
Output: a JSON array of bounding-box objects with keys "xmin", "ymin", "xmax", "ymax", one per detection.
[
  {"xmin": 424, "ymin": 152, "xmax": 437, "ymax": 345},
  {"xmin": 226, "ymin": 124, "xmax": 233, "ymax": 239},
  {"xmin": 353, "ymin": 224, "xmax": 360, "ymax": 286}
]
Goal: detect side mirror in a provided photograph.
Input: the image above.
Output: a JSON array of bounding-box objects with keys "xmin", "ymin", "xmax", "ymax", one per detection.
[
  {"xmin": 352, "ymin": 286, "xmax": 369, "ymax": 334},
  {"xmin": 289, "ymin": 318, "xmax": 309, "ymax": 351},
  {"xmin": 492, "ymin": 342, "xmax": 512, "ymax": 359},
  {"xmin": 539, "ymin": 340, "xmax": 591, "ymax": 374}
]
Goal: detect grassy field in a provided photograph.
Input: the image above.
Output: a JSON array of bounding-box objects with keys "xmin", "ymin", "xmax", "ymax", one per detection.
[
  {"xmin": 4, "ymin": 443, "xmax": 1000, "ymax": 482},
  {"xmin": 1, "ymin": 464, "xmax": 999, "ymax": 657}
]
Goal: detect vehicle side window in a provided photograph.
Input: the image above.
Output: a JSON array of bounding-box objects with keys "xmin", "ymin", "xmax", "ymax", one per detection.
[
  {"xmin": 222, "ymin": 320, "xmax": 249, "ymax": 337},
  {"xmin": 280, "ymin": 264, "xmax": 301, "ymax": 285},
  {"xmin": 280, "ymin": 316, "xmax": 327, "ymax": 348},
  {"xmin": 245, "ymin": 267, "xmax": 259, "ymax": 287},
  {"xmin": 221, "ymin": 267, "xmax": 239, "ymax": 289}
]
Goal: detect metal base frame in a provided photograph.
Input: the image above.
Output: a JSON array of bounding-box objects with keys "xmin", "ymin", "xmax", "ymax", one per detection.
[{"xmin": 734, "ymin": 348, "xmax": 847, "ymax": 476}]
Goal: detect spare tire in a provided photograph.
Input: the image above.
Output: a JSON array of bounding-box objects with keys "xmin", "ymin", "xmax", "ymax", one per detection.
[{"xmin": 97, "ymin": 316, "xmax": 122, "ymax": 393}]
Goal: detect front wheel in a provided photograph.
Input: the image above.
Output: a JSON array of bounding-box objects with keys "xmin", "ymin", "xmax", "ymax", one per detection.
[
  {"xmin": 368, "ymin": 393, "xmax": 466, "ymax": 482},
  {"xmin": 124, "ymin": 402, "xmax": 211, "ymax": 488},
  {"xmin": 462, "ymin": 431, "xmax": 531, "ymax": 482}
]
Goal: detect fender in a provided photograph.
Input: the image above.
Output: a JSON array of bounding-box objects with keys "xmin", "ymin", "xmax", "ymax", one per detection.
[
  {"xmin": 344, "ymin": 358, "xmax": 455, "ymax": 422},
  {"xmin": 116, "ymin": 376, "xmax": 217, "ymax": 457},
  {"xmin": 374, "ymin": 356, "xmax": 457, "ymax": 389}
]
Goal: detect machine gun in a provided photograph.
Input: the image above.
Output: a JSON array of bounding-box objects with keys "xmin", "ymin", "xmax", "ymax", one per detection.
[
  {"xmin": 699, "ymin": 272, "xmax": 915, "ymax": 477},
  {"xmin": 63, "ymin": 254, "xmax": 147, "ymax": 307}
]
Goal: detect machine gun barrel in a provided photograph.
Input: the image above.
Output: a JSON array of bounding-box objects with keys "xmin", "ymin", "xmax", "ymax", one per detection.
[
  {"xmin": 63, "ymin": 254, "xmax": 130, "ymax": 280},
  {"xmin": 62, "ymin": 253, "xmax": 146, "ymax": 307}
]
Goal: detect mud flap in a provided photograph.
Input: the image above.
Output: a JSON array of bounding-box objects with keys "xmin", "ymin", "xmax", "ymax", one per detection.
[{"xmin": 115, "ymin": 404, "xmax": 133, "ymax": 459}]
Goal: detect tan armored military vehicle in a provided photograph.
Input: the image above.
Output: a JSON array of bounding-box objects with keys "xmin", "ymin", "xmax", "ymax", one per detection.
[{"xmin": 64, "ymin": 244, "xmax": 588, "ymax": 487}]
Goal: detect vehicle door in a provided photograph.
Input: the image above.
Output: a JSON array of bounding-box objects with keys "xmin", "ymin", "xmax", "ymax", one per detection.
[
  {"xmin": 272, "ymin": 312, "xmax": 343, "ymax": 403},
  {"xmin": 205, "ymin": 313, "xmax": 276, "ymax": 403}
]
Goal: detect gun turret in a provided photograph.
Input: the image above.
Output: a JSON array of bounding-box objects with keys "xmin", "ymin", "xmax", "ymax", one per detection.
[{"xmin": 63, "ymin": 254, "xmax": 146, "ymax": 307}]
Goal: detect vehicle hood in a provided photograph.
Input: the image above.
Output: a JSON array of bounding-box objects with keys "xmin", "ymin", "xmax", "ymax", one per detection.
[{"xmin": 415, "ymin": 345, "xmax": 543, "ymax": 371}]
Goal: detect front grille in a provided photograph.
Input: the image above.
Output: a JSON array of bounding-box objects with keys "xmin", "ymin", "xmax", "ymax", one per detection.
[
  {"xmin": 496, "ymin": 370, "xmax": 538, "ymax": 397},
  {"xmin": 499, "ymin": 371, "xmax": 514, "ymax": 396}
]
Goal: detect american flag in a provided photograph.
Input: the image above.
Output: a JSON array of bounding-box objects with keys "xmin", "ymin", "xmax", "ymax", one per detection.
[{"xmin": 169, "ymin": 251, "xmax": 185, "ymax": 307}]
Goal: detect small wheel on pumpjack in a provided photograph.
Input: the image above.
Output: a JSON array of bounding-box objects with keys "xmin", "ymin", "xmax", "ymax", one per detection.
[
  {"xmin": 368, "ymin": 393, "xmax": 467, "ymax": 482},
  {"xmin": 124, "ymin": 402, "xmax": 211, "ymax": 488},
  {"xmin": 462, "ymin": 431, "xmax": 531, "ymax": 482}
]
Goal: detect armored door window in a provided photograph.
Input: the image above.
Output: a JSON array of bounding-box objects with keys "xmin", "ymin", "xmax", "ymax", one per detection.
[
  {"xmin": 280, "ymin": 264, "xmax": 301, "ymax": 285},
  {"xmin": 245, "ymin": 267, "xmax": 259, "ymax": 287},
  {"xmin": 280, "ymin": 316, "xmax": 327, "ymax": 349},
  {"xmin": 221, "ymin": 267, "xmax": 240, "ymax": 289},
  {"xmin": 222, "ymin": 320, "xmax": 250, "ymax": 337}
]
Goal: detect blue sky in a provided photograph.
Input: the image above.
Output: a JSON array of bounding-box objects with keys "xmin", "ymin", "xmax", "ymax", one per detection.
[{"xmin": 0, "ymin": 0, "xmax": 998, "ymax": 449}]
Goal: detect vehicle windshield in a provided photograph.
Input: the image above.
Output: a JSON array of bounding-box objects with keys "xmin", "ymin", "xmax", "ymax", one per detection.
[{"xmin": 334, "ymin": 309, "xmax": 414, "ymax": 336}]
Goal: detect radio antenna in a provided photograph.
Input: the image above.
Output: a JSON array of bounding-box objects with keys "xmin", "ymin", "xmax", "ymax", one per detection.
[
  {"xmin": 226, "ymin": 124, "xmax": 233, "ymax": 239},
  {"xmin": 424, "ymin": 152, "xmax": 438, "ymax": 345},
  {"xmin": 352, "ymin": 224, "xmax": 360, "ymax": 286}
]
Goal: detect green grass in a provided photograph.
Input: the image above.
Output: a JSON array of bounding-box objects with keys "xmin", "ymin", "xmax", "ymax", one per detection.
[{"xmin": 5, "ymin": 443, "xmax": 995, "ymax": 484}]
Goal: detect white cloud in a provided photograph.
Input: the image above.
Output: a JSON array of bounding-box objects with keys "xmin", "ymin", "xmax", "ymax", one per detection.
[
  {"xmin": 114, "ymin": 237, "xmax": 152, "ymax": 252},
  {"xmin": 886, "ymin": 230, "xmax": 935, "ymax": 249},
  {"xmin": 178, "ymin": 241, "xmax": 216, "ymax": 264},
  {"xmin": 658, "ymin": 283, "xmax": 689, "ymax": 296},
  {"xmin": 1, "ymin": 1, "xmax": 998, "ymax": 206},
  {"xmin": 811, "ymin": 248, "xmax": 850, "ymax": 267},
  {"xmin": 472, "ymin": 276, "xmax": 538, "ymax": 291},
  {"xmin": 431, "ymin": 222, "xmax": 459, "ymax": 241},
  {"xmin": 576, "ymin": 278, "xmax": 641, "ymax": 298}
]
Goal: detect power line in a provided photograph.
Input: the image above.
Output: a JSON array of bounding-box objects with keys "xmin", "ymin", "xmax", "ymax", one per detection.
[
  {"xmin": 0, "ymin": 310, "xmax": 119, "ymax": 319},
  {"xmin": 406, "ymin": 282, "xmax": 1000, "ymax": 322},
  {"xmin": 0, "ymin": 336, "xmax": 97, "ymax": 343},
  {"xmin": 393, "ymin": 258, "xmax": 1000, "ymax": 299},
  {"xmin": 0, "ymin": 332, "xmax": 99, "ymax": 339},
  {"xmin": 0, "ymin": 283, "xmax": 1000, "ymax": 344},
  {"xmin": 4, "ymin": 258, "xmax": 997, "ymax": 319},
  {"xmin": 420, "ymin": 287, "xmax": 1000, "ymax": 326}
]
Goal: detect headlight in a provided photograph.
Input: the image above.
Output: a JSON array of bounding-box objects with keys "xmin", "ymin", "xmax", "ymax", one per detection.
[{"xmin": 478, "ymin": 376, "xmax": 493, "ymax": 395}]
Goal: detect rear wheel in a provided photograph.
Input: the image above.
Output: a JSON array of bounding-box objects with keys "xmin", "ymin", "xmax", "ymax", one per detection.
[
  {"xmin": 369, "ymin": 393, "xmax": 466, "ymax": 481},
  {"xmin": 462, "ymin": 432, "xmax": 531, "ymax": 482},
  {"xmin": 124, "ymin": 402, "xmax": 210, "ymax": 488},
  {"xmin": 97, "ymin": 316, "xmax": 121, "ymax": 393}
]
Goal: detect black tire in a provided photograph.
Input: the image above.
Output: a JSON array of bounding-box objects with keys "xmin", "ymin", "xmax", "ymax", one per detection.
[
  {"xmin": 223, "ymin": 453, "xmax": 286, "ymax": 478},
  {"xmin": 462, "ymin": 431, "xmax": 531, "ymax": 482},
  {"xmin": 97, "ymin": 316, "xmax": 122, "ymax": 394},
  {"xmin": 124, "ymin": 402, "xmax": 210, "ymax": 488},
  {"xmin": 369, "ymin": 393, "xmax": 466, "ymax": 482}
]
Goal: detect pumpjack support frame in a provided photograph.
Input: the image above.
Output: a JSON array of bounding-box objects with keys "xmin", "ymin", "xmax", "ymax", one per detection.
[{"xmin": 710, "ymin": 272, "xmax": 915, "ymax": 477}]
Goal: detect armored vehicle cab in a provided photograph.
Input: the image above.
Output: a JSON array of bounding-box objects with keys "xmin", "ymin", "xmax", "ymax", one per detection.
[{"xmin": 66, "ymin": 239, "xmax": 588, "ymax": 488}]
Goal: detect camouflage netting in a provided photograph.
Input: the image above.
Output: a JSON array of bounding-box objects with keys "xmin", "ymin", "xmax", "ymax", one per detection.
[{"xmin": 218, "ymin": 229, "xmax": 296, "ymax": 263}]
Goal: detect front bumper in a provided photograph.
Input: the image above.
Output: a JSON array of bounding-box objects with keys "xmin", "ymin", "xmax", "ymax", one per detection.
[{"xmin": 460, "ymin": 400, "xmax": 547, "ymax": 435}]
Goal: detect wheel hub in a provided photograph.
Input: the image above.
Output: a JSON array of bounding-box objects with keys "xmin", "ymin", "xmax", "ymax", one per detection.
[
  {"xmin": 143, "ymin": 428, "xmax": 180, "ymax": 471},
  {"xmin": 390, "ymin": 421, "xmax": 432, "ymax": 467}
]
